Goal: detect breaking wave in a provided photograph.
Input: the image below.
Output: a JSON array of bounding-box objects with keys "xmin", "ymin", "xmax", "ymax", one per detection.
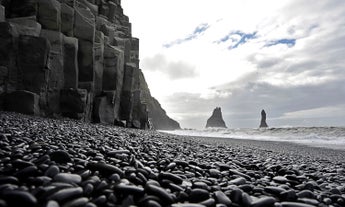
[{"xmin": 162, "ymin": 127, "xmax": 345, "ymax": 150}]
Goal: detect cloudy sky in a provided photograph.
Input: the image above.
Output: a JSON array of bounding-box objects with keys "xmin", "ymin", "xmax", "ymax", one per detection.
[{"xmin": 122, "ymin": 0, "xmax": 345, "ymax": 129}]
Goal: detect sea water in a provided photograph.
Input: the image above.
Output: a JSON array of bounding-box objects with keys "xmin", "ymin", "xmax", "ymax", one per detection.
[{"xmin": 162, "ymin": 127, "xmax": 345, "ymax": 150}]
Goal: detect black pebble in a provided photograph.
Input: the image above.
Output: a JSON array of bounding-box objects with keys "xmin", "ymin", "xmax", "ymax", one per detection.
[
  {"xmin": 49, "ymin": 150, "xmax": 72, "ymax": 163},
  {"xmin": 3, "ymin": 190, "xmax": 37, "ymax": 207}
]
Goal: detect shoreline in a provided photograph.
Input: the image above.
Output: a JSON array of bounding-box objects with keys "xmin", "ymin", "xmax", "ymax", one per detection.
[
  {"xmin": 159, "ymin": 132, "xmax": 345, "ymax": 164},
  {"xmin": 1, "ymin": 112, "xmax": 345, "ymax": 207},
  {"xmin": 161, "ymin": 129, "xmax": 345, "ymax": 152}
]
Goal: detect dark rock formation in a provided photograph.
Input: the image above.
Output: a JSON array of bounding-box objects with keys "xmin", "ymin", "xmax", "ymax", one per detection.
[
  {"xmin": 4, "ymin": 90, "xmax": 40, "ymax": 115},
  {"xmin": 260, "ymin": 109, "xmax": 268, "ymax": 128},
  {"xmin": 148, "ymin": 97, "xmax": 181, "ymax": 130},
  {"xmin": 206, "ymin": 107, "xmax": 227, "ymax": 128},
  {"xmin": 0, "ymin": 0, "xmax": 180, "ymax": 130}
]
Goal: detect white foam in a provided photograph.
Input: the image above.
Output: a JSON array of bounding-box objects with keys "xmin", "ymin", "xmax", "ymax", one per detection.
[{"xmin": 161, "ymin": 127, "xmax": 345, "ymax": 150}]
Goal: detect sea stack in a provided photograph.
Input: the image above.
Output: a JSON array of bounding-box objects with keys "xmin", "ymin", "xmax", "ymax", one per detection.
[
  {"xmin": 259, "ymin": 109, "xmax": 268, "ymax": 128},
  {"xmin": 206, "ymin": 107, "xmax": 227, "ymax": 128}
]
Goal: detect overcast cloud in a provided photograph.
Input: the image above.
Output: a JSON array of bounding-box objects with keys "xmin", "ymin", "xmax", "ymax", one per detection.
[
  {"xmin": 141, "ymin": 54, "xmax": 199, "ymax": 80},
  {"xmin": 122, "ymin": 0, "xmax": 345, "ymax": 129}
]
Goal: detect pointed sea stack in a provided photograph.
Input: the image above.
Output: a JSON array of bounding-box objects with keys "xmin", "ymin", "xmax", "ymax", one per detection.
[
  {"xmin": 206, "ymin": 107, "xmax": 227, "ymax": 128},
  {"xmin": 259, "ymin": 109, "xmax": 268, "ymax": 128}
]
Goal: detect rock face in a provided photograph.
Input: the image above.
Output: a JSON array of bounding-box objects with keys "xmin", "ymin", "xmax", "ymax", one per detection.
[
  {"xmin": 260, "ymin": 109, "xmax": 268, "ymax": 128},
  {"xmin": 206, "ymin": 107, "xmax": 227, "ymax": 128},
  {"xmin": 0, "ymin": 0, "xmax": 180, "ymax": 130}
]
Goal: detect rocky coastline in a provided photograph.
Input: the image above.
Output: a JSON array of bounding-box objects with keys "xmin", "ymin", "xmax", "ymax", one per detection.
[
  {"xmin": 1, "ymin": 112, "xmax": 345, "ymax": 207},
  {"xmin": 0, "ymin": 0, "xmax": 180, "ymax": 130}
]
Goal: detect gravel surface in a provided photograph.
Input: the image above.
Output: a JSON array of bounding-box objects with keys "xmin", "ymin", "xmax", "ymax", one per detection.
[{"xmin": 0, "ymin": 112, "xmax": 345, "ymax": 207}]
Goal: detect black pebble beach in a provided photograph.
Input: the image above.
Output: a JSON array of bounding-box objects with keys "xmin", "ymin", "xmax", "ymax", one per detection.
[{"xmin": 0, "ymin": 112, "xmax": 345, "ymax": 207}]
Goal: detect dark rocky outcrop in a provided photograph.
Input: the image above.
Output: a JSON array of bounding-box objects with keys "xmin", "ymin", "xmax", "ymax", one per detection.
[
  {"xmin": 4, "ymin": 90, "xmax": 40, "ymax": 115},
  {"xmin": 148, "ymin": 97, "xmax": 181, "ymax": 130},
  {"xmin": 0, "ymin": 0, "xmax": 180, "ymax": 130},
  {"xmin": 206, "ymin": 107, "xmax": 227, "ymax": 128},
  {"xmin": 259, "ymin": 109, "xmax": 268, "ymax": 128}
]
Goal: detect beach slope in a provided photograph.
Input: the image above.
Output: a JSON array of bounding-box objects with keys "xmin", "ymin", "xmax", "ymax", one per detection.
[{"xmin": 0, "ymin": 112, "xmax": 344, "ymax": 207}]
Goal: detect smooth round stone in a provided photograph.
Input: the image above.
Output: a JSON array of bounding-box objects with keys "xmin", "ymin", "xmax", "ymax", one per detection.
[
  {"xmin": 145, "ymin": 184, "xmax": 174, "ymax": 204},
  {"xmin": 193, "ymin": 181, "xmax": 209, "ymax": 190},
  {"xmin": 46, "ymin": 200, "xmax": 59, "ymax": 207},
  {"xmin": 209, "ymin": 169, "xmax": 221, "ymax": 178},
  {"xmin": 3, "ymin": 190, "xmax": 37, "ymax": 207},
  {"xmin": 63, "ymin": 197, "xmax": 89, "ymax": 207},
  {"xmin": 303, "ymin": 182, "xmax": 316, "ymax": 191},
  {"xmin": 109, "ymin": 173, "xmax": 121, "ymax": 182},
  {"xmin": 45, "ymin": 165, "xmax": 60, "ymax": 178},
  {"xmin": 329, "ymin": 188, "xmax": 341, "ymax": 195},
  {"xmin": 47, "ymin": 187, "xmax": 83, "ymax": 202},
  {"xmin": 229, "ymin": 189, "xmax": 242, "ymax": 203},
  {"xmin": 214, "ymin": 191, "xmax": 232, "ymax": 206},
  {"xmin": 323, "ymin": 197, "xmax": 332, "ymax": 205},
  {"xmin": 166, "ymin": 162, "xmax": 177, "ymax": 170},
  {"xmin": 171, "ymin": 204, "xmax": 205, "ymax": 207},
  {"xmin": 86, "ymin": 162, "xmax": 124, "ymax": 177},
  {"xmin": 280, "ymin": 190, "xmax": 297, "ymax": 201},
  {"xmin": 115, "ymin": 183, "xmax": 145, "ymax": 195},
  {"xmin": 31, "ymin": 176, "xmax": 52, "ymax": 185},
  {"xmin": 296, "ymin": 190, "xmax": 315, "ymax": 199},
  {"xmin": 239, "ymin": 184, "xmax": 253, "ymax": 192},
  {"xmin": 337, "ymin": 197, "xmax": 344, "ymax": 205},
  {"xmin": 92, "ymin": 195, "xmax": 107, "ymax": 206},
  {"xmin": 200, "ymin": 198, "xmax": 216, "ymax": 206},
  {"xmin": 137, "ymin": 172, "xmax": 148, "ymax": 183},
  {"xmin": 145, "ymin": 200, "xmax": 162, "ymax": 207},
  {"xmin": 265, "ymin": 186, "xmax": 285, "ymax": 195},
  {"xmin": 54, "ymin": 173, "xmax": 82, "ymax": 184},
  {"xmin": 107, "ymin": 150, "xmax": 130, "ymax": 156},
  {"xmin": 12, "ymin": 159, "xmax": 34, "ymax": 169},
  {"xmin": 139, "ymin": 195, "xmax": 162, "ymax": 205},
  {"xmin": 241, "ymin": 192, "xmax": 253, "ymax": 206},
  {"xmin": 229, "ymin": 170, "xmax": 251, "ymax": 180},
  {"xmin": 175, "ymin": 160, "xmax": 189, "ymax": 167},
  {"xmin": 14, "ymin": 165, "xmax": 38, "ymax": 179},
  {"xmin": 297, "ymin": 198, "xmax": 319, "ymax": 206},
  {"xmin": 49, "ymin": 151, "xmax": 72, "ymax": 163},
  {"xmin": 35, "ymin": 155, "xmax": 50, "ymax": 165},
  {"xmin": 189, "ymin": 188, "xmax": 210, "ymax": 203},
  {"xmin": 83, "ymin": 183, "xmax": 94, "ymax": 196},
  {"xmin": 95, "ymin": 180, "xmax": 108, "ymax": 192},
  {"xmin": 0, "ymin": 199, "xmax": 6, "ymax": 207},
  {"xmin": 251, "ymin": 197, "xmax": 276, "ymax": 207},
  {"xmin": 0, "ymin": 176, "xmax": 19, "ymax": 185},
  {"xmin": 84, "ymin": 202, "xmax": 97, "ymax": 207},
  {"xmin": 147, "ymin": 180, "xmax": 160, "ymax": 187},
  {"xmin": 159, "ymin": 172, "xmax": 183, "ymax": 184},
  {"xmin": 218, "ymin": 163, "xmax": 232, "ymax": 171},
  {"xmin": 281, "ymin": 202, "xmax": 316, "ymax": 207},
  {"xmin": 229, "ymin": 177, "xmax": 246, "ymax": 185},
  {"xmin": 273, "ymin": 176, "xmax": 288, "ymax": 183},
  {"xmin": 168, "ymin": 183, "xmax": 184, "ymax": 192}
]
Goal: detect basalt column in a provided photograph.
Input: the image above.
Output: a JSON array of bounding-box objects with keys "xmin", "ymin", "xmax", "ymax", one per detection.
[{"xmin": 0, "ymin": 0, "xmax": 180, "ymax": 130}]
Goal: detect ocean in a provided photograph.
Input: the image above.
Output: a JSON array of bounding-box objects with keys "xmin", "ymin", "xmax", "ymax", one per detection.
[{"xmin": 162, "ymin": 127, "xmax": 345, "ymax": 150}]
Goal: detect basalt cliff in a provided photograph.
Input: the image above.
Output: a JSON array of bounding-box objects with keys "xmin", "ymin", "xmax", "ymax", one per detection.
[{"xmin": 0, "ymin": 0, "xmax": 180, "ymax": 130}]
